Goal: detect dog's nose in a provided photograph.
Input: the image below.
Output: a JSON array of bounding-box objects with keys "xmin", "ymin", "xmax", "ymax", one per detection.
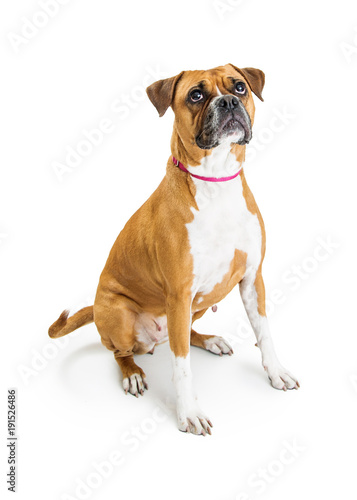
[{"xmin": 218, "ymin": 95, "xmax": 239, "ymax": 110}]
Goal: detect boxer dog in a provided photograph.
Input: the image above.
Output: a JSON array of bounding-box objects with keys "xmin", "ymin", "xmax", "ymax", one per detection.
[{"xmin": 49, "ymin": 64, "xmax": 299, "ymax": 435}]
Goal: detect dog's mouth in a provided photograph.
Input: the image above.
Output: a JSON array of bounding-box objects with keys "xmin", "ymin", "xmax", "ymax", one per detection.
[
  {"xmin": 196, "ymin": 103, "xmax": 252, "ymax": 149},
  {"xmin": 220, "ymin": 115, "xmax": 246, "ymax": 136},
  {"xmin": 222, "ymin": 117, "xmax": 240, "ymax": 132},
  {"xmin": 217, "ymin": 109, "xmax": 252, "ymax": 144}
]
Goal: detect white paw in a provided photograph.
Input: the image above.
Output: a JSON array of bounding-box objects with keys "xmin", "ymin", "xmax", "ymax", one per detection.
[
  {"xmin": 264, "ymin": 363, "xmax": 300, "ymax": 391},
  {"xmin": 123, "ymin": 373, "xmax": 148, "ymax": 397},
  {"xmin": 177, "ymin": 406, "xmax": 213, "ymax": 436},
  {"xmin": 204, "ymin": 336, "xmax": 233, "ymax": 356}
]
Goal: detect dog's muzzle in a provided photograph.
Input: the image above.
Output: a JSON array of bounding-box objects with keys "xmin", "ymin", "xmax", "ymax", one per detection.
[{"xmin": 196, "ymin": 95, "xmax": 252, "ymax": 150}]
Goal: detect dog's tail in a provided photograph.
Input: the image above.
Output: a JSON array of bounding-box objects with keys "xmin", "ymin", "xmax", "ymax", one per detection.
[{"xmin": 48, "ymin": 306, "xmax": 94, "ymax": 338}]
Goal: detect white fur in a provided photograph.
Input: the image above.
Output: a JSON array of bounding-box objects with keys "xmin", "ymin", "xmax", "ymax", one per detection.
[
  {"xmin": 123, "ymin": 372, "xmax": 147, "ymax": 396},
  {"xmin": 239, "ymin": 272, "xmax": 298, "ymax": 390},
  {"xmin": 186, "ymin": 143, "xmax": 299, "ymax": 392},
  {"xmin": 186, "ymin": 144, "xmax": 261, "ymax": 298},
  {"xmin": 171, "ymin": 353, "xmax": 212, "ymax": 434},
  {"xmin": 170, "ymin": 143, "xmax": 298, "ymax": 432},
  {"xmin": 203, "ymin": 335, "xmax": 233, "ymax": 355}
]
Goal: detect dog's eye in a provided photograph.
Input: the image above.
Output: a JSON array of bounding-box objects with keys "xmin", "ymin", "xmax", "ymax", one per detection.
[
  {"xmin": 235, "ymin": 82, "xmax": 246, "ymax": 95},
  {"xmin": 190, "ymin": 89, "xmax": 204, "ymax": 102}
]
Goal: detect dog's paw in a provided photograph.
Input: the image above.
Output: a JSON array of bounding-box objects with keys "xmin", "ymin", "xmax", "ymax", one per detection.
[
  {"xmin": 264, "ymin": 363, "xmax": 300, "ymax": 391},
  {"xmin": 123, "ymin": 373, "xmax": 148, "ymax": 397},
  {"xmin": 178, "ymin": 408, "xmax": 213, "ymax": 436},
  {"xmin": 203, "ymin": 335, "xmax": 233, "ymax": 356}
]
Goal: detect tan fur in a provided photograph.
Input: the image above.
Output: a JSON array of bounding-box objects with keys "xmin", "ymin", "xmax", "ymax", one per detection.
[
  {"xmin": 240, "ymin": 170, "xmax": 267, "ymax": 316},
  {"xmin": 115, "ymin": 354, "xmax": 146, "ymax": 381},
  {"xmin": 49, "ymin": 307, "xmax": 93, "ymax": 338},
  {"xmin": 190, "ymin": 330, "xmax": 216, "ymax": 349},
  {"xmin": 192, "ymin": 249, "xmax": 248, "ymax": 313},
  {"xmin": 48, "ymin": 64, "xmax": 266, "ymax": 384}
]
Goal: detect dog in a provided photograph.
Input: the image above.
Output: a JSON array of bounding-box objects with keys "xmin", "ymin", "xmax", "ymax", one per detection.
[{"xmin": 49, "ymin": 64, "xmax": 299, "ymax": 435}]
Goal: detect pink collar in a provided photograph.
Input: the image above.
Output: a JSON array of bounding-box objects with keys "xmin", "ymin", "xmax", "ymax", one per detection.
[{"xmin": 172, "ymin": 156, "xmax": 242, "ymax": 182}]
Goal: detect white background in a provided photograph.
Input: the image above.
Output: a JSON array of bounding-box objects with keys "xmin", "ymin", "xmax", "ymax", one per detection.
[{"xmin": 1, "ymin": 0, "xmax": 357, "ymax": 499}]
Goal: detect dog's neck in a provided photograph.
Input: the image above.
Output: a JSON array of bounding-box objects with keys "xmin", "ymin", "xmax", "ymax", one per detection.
[{"xmin": 170, "ymin": 128, "xmax": 245, "ymax": 179}]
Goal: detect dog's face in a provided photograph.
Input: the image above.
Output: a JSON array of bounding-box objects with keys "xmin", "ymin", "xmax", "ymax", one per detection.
[{"xmin": 146, "ymin": 64, "xmax": 265, "ymax": 153}]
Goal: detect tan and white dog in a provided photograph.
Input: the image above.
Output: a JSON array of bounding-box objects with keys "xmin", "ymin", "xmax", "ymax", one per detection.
[{"xmin": 49, "ymin": 64, "xmax": 299, "ymax": 435}]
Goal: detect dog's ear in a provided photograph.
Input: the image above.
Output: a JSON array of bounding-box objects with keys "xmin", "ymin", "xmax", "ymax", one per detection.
[
  {"xmin": 229, "ymin": 64, "xmax": 265, "ymax": 102},
  {"xmin": 146, "ymin": 72, "xmax": 185, "ymax": 117}
]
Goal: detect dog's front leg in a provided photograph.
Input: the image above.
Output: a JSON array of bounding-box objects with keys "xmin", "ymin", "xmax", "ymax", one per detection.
[
  {"xmin": 166, "ymin": 291, "xmax": 213, "ymax": 435},
  {"xmin": 239, "ymin": 269, "xmax": 299, "ymax": 390}
]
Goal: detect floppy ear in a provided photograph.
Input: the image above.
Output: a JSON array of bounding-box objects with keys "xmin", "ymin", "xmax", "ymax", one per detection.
[
  {"xmin": 229, "ymin": 64, "xmax": 265, "ymax": 102},
  {"xmin": 146, "ymin": 72, "xmax": 184, "ymax": 117}
]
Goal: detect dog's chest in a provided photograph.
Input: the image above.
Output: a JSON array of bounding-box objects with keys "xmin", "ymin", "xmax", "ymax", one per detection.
[{"xmin": 186, "ymin": 175, "xmax": 262, "ymax": 296}]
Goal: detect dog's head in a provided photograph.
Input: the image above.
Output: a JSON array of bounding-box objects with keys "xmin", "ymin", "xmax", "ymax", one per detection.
[{"xmin": 146, "ymin": 64, "xmax": 264, "ymax": 153}]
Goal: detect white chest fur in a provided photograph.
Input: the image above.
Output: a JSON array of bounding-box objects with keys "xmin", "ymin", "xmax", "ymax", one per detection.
[{"xmin": 186, "ymin": 146, "xmax": 262, "ymax": 297}]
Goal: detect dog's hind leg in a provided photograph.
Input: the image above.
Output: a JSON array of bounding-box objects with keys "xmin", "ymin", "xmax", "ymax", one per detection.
[
  {"xmin": 190, "ymin": 330, "xmax": 233, "ymax": 356},
  {"xmin": 94, "ymin": 293, "xmax": 148, "ymax": 397},
  {"xmin": 190, "ymin": 309, "xmax": 233, "ymax": 356},
  {"xmin": 114, "ymin": 353, "xmax": 148, "ymax": 397}
]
